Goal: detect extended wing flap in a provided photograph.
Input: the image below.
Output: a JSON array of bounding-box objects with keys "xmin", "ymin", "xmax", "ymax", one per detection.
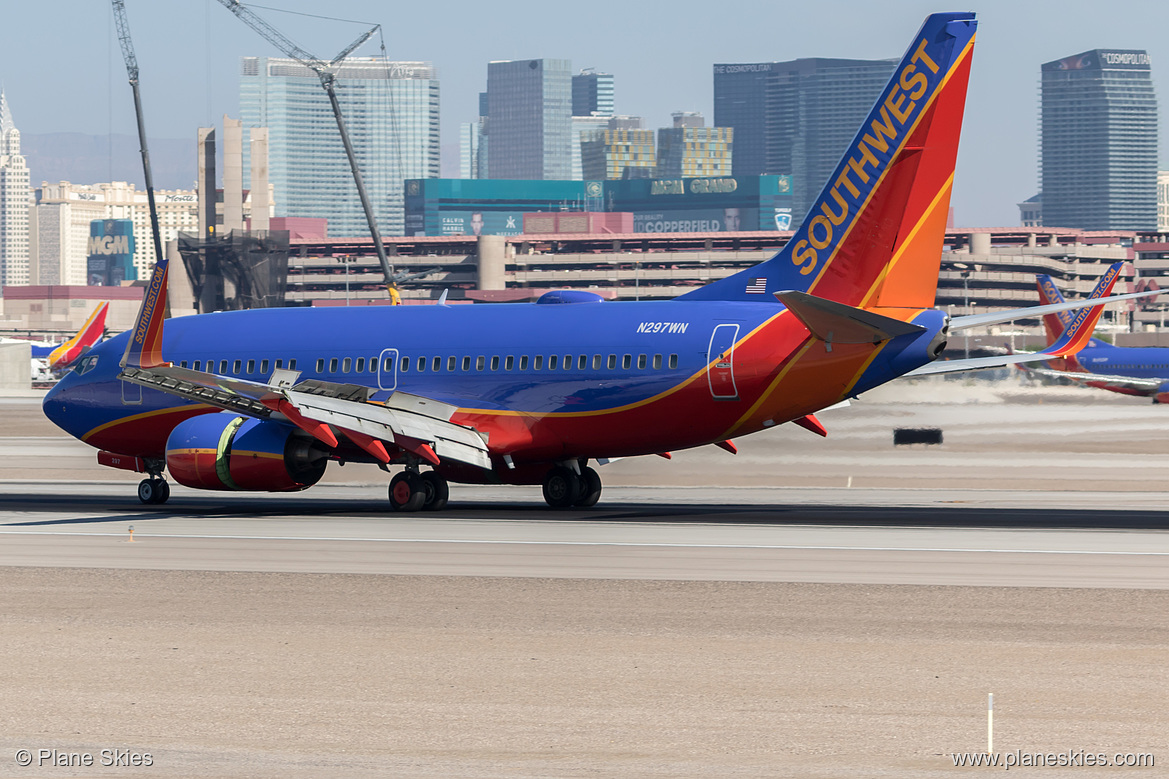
[
  {"xmin": 286, "ymin": 390, "xmax": 490, "ymax": 470},
  {"xmin": 119, "ymin": 365, "xmax": 491, "ymax": 470}
]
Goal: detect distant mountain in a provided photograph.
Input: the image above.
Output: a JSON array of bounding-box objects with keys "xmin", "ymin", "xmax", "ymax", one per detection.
[{"xmin": 21, "ymin": 133, "xmax": 196, "ymax": 192}]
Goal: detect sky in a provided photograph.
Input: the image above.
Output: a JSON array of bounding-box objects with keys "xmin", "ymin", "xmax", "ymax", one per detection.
[{"xmin": 2, "ymin": 0, "xmax": 1167, "ymax": 227}]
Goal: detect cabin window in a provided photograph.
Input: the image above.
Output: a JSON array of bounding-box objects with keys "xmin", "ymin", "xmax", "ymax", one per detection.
[
  {"xmin": 534, "ymin": 355, "xmax": 544, "ymax": 371},
  {"xmin": 180, "ymin": 361, "xmax": 189, "ymax": 369},
  {"xmin": 415, "ymin": 357, "xmax": 425, "ymax": 372},
  {"xmin": 669, "ymin": 354, "xmax": 678, "ymax": 369},
  {"xmin": 461, "ymin": 356, "xmax": 471, "ymax": 371},
  {"xmin": 382, "ymin": 356, "xmax": 394, "ymax": 372},
  {"xmin": 316, "ymin": 359, "xmax": 325, "ymax": 374},
  {"xmin": 329, "ymin": 358, "xmax": 339, "ymax": 373},
  {"xmin": 505, "ymin": 355, "xmax": 514, "ymax": 371},
  {"xmin": 432, "ymin": 356, "xmax": 441, "ymax": 372},
  {"xmin": 217, "ymin": 360, "xmax": 226, "ymax": 374},
  {"xmin": 275, "ymin": 359, "xmax": 283, "ymax": 370},
  {"xmin": 491, "ymin": 356, "xmax": 500, "ymax": 371},
  {"xmin": 369, "ymin": 358, "xmax": 376, "ymax": 373},
  {"xmin": 245, "ymin": 359, "xmax": 254, "ymax": 374},
  {"xmin": 289, "ymin": 359, "xmax": 297, "ymax": 371},
  {"xmin": 549, "ymin": 355, "xmax": 559, "ymax": 370},
  {"xmin": 607, "ymin": 354, "xmax": 617, "ymax": 370},
  {"xmin": 653, "ymin": 354, "xmax": 662, "ymax": 369},
  {"xmin": 592, "ymin": 354, "xmax": 601, "ymax": 370},
  {"xmin": 233, "ymin": 360, "xmax": 242, "ymax": 374},
  {"xmin": 447, "ymin": 356, "xmax": 456, "ymax": 371},
  {"xmin": 622, "ymin": 354, "xmax": 632, "ymax": 370},
  {"xmin": 192, "ymin": 361, "xmax": 201, "ymax": 371},
  {"xmin": 564, "ymin": 355, "xmax": 572, "ymax": 371},
  {"xmin": 476, "ymin": 356, "xmax": 485, "ymax": 371},
  {"xmin": 356, "ymin": 358, "xmax": 365, "ymax": 373},
  {"xmin": 400, "ymin": 356, "xmax": 409, "ymax": 372},
  {"xmin": 341, "ymin": 358, "xmax": 350, "ymax": 373},
  {"xmin": 520, "ymin": 355, "xmax": 529, "ymax": 371},
  {"xmin": 261, "ymin": 359, "xmax": 270, "ymax": 375},
  {"xmin": 579, "ymin": 355, "xmax": 588, "ymax": 370},
  {"xmin": 638, "ymin": 354, "xmax": 647, "ymax": 369}
]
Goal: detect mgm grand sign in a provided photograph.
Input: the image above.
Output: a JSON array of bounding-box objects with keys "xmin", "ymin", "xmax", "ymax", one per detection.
[{"xmin": 651, "ymin": 177, "xmax": 739, "ymax": 196}]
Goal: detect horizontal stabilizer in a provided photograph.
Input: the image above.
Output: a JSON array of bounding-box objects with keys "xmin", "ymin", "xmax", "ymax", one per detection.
[{"xmin": 775, "ymin": 290, "xmax": 924, "ymax": 344}]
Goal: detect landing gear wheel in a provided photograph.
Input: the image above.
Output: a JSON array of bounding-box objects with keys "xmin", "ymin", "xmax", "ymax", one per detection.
[
  {"xmin": 420, "ymin": 471, "xmax": 449, "ymax": 511},
  {"xmin": 574, "ymin": 466, "xmax": 602, "ymax": 508},
  {"xmin": 542, "ymin": 466, "xmax": 581, "ymax": 509},
  {"xmin": 389, "ymin": 471, "xmax": 426, "ymax": 512},
  {"xmin": 137, "ymin": 478, "xmax": 169, "ymax": 505}
]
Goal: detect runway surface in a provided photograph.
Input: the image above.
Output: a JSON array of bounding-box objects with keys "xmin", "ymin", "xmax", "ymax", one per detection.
[
  {"xmin": 2, "ymin": 481, "xmax": 1168, "ymax": 588},
  {"xmin": 4, "ymin": 384, "xmax": 1169, "ymax": 776}
]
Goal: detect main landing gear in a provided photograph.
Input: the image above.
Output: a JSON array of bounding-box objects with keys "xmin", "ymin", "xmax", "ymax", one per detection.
[
  {"xmin": 542, "ymin": 464, "xmax": 602, "ymax": 509},
  {"xmin": 388, "ymin": 469, "xmax": 449, "ymax": 512},
  {"xmin": 137, "ymin": 477, "xmax": 170, "ymax": 505}
]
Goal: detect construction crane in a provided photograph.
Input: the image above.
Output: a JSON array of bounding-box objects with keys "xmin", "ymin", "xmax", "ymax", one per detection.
[
  {"xmin": 215, "ymin": 0, "xmax": 405, "ymax": 302},
  {"xmin": 110, "ymin": 0, "xmax": 165, "ymax": 282}
]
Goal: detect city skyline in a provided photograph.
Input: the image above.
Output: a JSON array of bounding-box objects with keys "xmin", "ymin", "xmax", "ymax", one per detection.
[{"xmin": 1, "ymin": 0, "xmax": 1167, "ymax": 228}]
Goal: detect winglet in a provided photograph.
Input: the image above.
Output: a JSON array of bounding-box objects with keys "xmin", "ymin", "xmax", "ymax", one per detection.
[
  {"xmin": 1044, "ymin": 263, "xmax": 1122, "ymax": 358},
  {"xmin": 120, "ymin": 255, "xmax": 171, "ymax": 369}
]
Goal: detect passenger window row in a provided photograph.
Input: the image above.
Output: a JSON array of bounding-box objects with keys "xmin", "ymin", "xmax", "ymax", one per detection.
[
  {"xmin": 179, "ymin": 353, "xmax": 682, "ymax": 377},
  {"xmin": 177, "ymin": 358, "xmax": 297, "ymax": 375}
]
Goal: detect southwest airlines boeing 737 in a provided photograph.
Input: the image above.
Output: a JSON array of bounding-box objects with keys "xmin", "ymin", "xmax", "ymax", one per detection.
[
  {"xmin": 41, "ymin": 13, "xmax": 1149, "ymax": 509},
  {"xmin": 1022, "ymin": 273, "xmax": 1169, "ymax": 402}
]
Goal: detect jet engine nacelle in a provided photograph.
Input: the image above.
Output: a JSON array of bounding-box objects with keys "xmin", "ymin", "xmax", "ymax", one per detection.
[{"xmin": 165, "ymin": 413, "xmax": 328, "ymax": 491}]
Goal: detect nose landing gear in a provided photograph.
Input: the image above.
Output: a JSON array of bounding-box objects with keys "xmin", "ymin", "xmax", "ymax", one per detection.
[{"xmin": 137, "ymin": 477, "xmax": 170, "ymax": 505}]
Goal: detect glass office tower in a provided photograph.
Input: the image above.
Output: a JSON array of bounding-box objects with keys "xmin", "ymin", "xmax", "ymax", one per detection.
[
  {"xmin": 1041, "ymin": 49, "xmax": 1158, "ymax": 230},
  {"xmin": 486, "ymin": 59, "xmax": 573, "ymax": 180},
  {"xmin": 714, "ymin": 58, "xmax": 895, "ymax": 217},
  {"xmin": 240, "ymin": 57, "xmax": 439, "ymax": 237}
]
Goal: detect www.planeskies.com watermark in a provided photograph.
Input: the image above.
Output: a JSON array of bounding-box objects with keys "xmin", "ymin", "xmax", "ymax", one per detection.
[{"xmin": 951, "ymin": 750, "xmax": 1154, "ymax": 770}]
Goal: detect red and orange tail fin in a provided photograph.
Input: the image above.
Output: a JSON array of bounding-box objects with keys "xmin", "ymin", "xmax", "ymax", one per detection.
[
  {"xmin": 1044, "ymin": 264, "xmax": 1122, "ymax": 359},
  {"xmin": 1035, "ymin": 274, "xmax": 1075, "ymax": 344},
  {"xmin": 48, "ymin": 301, "xmax": 109, "ymax": 369},
  {"xmin": 120, "ymin": 256, "xmax": 171, "ymax": 370},
  {"xmin": 679, "ymin": 12, "xmax": 976, "ymax": 307}
]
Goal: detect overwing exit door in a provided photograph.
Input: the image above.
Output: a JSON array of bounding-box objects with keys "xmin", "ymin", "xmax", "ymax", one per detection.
[{"xmin": 707, "ymin": 324, "xmax": 740, "ymax": 401}]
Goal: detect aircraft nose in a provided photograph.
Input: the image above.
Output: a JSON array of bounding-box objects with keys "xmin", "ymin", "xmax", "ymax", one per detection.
[{"xmin": 42, "ymin": 379, "xmax": 77, "ymax": 437}]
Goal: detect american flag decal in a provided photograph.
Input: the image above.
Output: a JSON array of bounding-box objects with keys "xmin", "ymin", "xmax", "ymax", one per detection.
[{"xmin": 745, "ymin": 277, "xmax": 767, "ymax": 294}]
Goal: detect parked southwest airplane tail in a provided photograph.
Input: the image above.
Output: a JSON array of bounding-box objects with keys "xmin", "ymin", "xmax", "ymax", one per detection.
[
  {"xmin": 1022, "ymin": 272, "xmax": 1169, "ymax": 402},
  {"xmin": 40, "ymin": 12, "xmax": 1150, "ymax": 509}
]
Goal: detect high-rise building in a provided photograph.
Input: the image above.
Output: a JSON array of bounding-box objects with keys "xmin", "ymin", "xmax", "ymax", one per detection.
[
  {"xmin": 486, "ymin": 59, "xmax": 572, "ymax": 180},
  {"xmin": 713, "ymin": 57, "xmax": 895, "ymax": 216},
  {"xmin": 32, "ymin": 181, "xmax": 202, "ymax": 283},
  {"xmin": 656, "ymin": 112, "xmax": 733, "ymax": 179},
  {"xmin": 239, "ymin": 57, "xmax": 440, "ymax": 237},
  {"xmin": 581, "ymin": 118, "xmax": 656, "ymax": 181},
  {"xmin": 572, "ymin": 69, "xmax": 614, "ymax": 117},
  {"xmin": 459, "ymin": 93, "xmax": 489, "ymax": 180},
  {"xmin": 571, "ymin": 114, "xmax": 610, "ymax": 180},
  {"xmin": 1159, "ymin": 171, "xmax": 1169, "ymax": 233},
  {"xmin": 1041, "ymin": 50, "xmax": 1158, "ymax": 230},
  {"xmin": 0, "ymin": 91, "xmax": 30, "ymax": 288}
]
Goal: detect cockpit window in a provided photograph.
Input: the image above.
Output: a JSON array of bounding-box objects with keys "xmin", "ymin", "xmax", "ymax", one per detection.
[{"xmin": 74, "ymin": 355, "xmax": 99, "ymax": 376}]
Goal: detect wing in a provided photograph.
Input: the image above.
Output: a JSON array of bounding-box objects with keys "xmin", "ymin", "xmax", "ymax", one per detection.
[
  {"xmin": 117, "ymin": 252, "xmax": 490, "ymax": 470},
  {"xmin": 120, "ymin": 364, "xmax": 491, "ymax": 470},
  {"xmin": 1017, "ymin": 363, "xmax": 1162, "ymax": 394}
]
